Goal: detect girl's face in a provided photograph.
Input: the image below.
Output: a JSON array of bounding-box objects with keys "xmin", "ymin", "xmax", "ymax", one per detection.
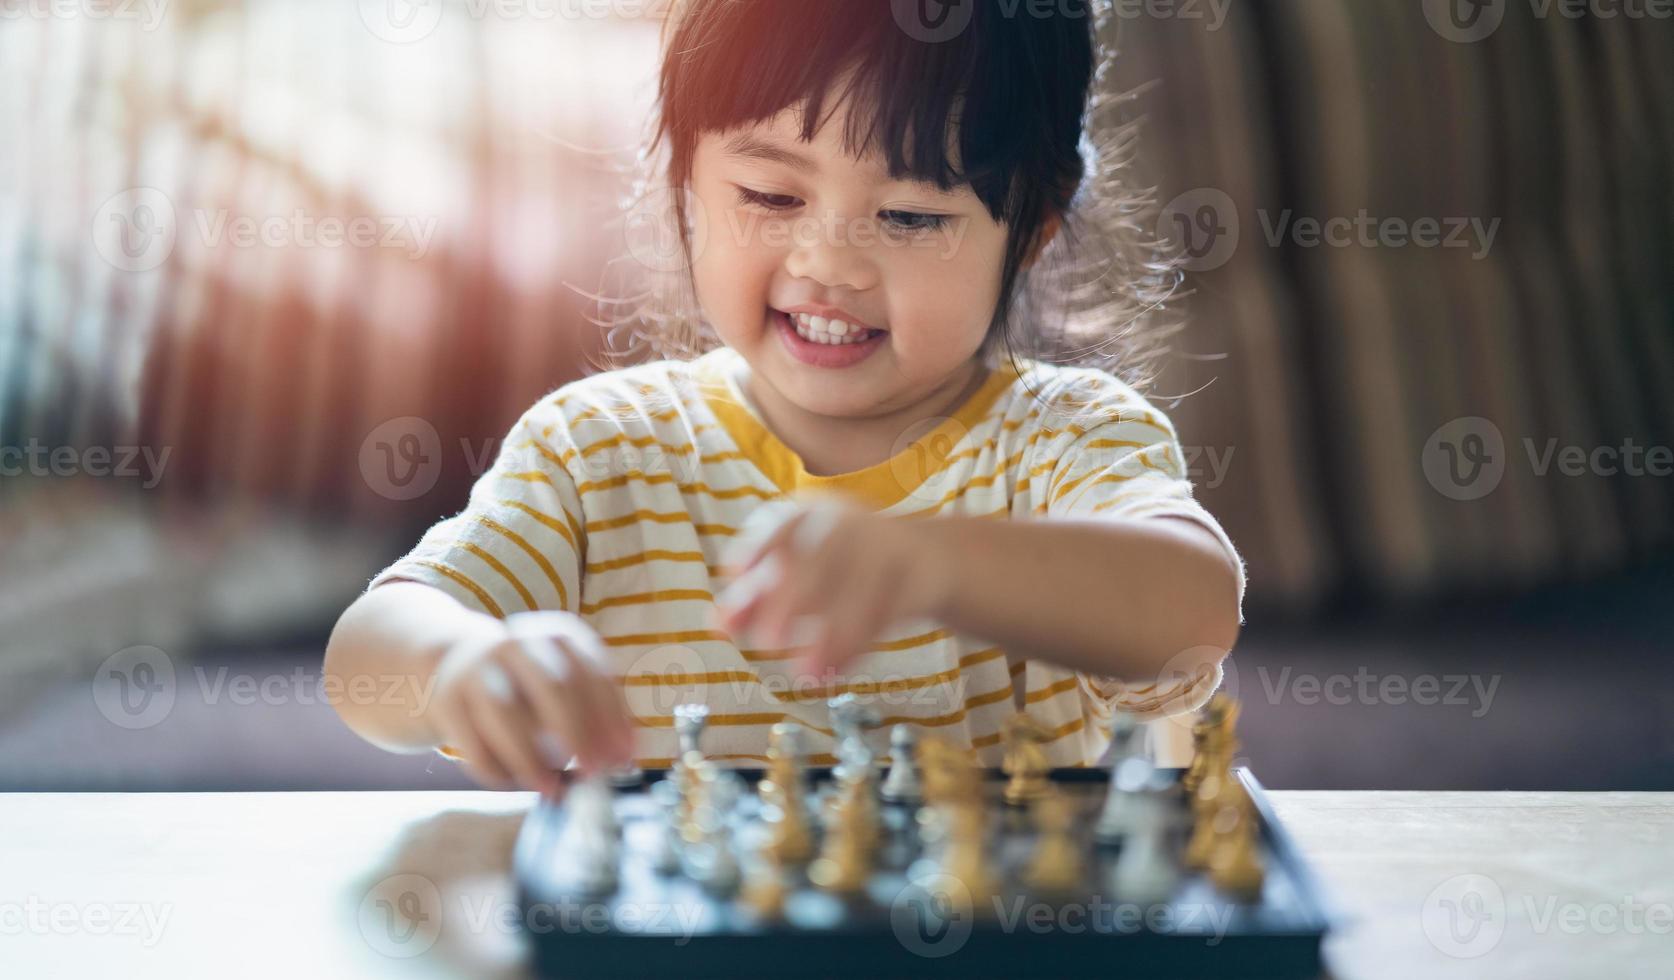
[{"xmin": 687, "ymin": 97, "xmax": 1011, "ymax": 421}]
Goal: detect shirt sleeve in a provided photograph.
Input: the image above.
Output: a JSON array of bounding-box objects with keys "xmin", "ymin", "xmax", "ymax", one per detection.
[
  {"xmin": 365, "ymin": 399, "xmax": 587, "ymax": 620},
  {"xmin": 1032, "ymin": 384, "xmax": 1245, "ymax": 724}
]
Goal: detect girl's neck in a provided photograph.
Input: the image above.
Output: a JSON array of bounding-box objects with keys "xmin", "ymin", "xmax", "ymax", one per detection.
[{"xmin": 730, "ymin": 356, "xmax": 991, "ymax": 478}]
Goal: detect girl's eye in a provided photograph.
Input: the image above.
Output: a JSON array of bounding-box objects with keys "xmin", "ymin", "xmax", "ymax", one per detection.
[
  {"xmin": 881, "ymin": 210, "xmax": 949, "ymax": 233},
  {"xmin": 733, "ymin": 186, "xmax": 949, "ymax": 233},
  {"xmin": 734, "ymin": 187, "xmax": 799, "ymax": 211}
]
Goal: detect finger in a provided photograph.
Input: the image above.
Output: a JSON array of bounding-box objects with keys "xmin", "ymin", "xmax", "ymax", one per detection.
[
  {"xmin": 436, "ymin": 697, "xmax": 515, "ymax": 790},
  {"xmin": 497, "ymin": 642, "xmax": 586, "ymax": 771},
  {"xmin": 714, "ymin": 550, "xmax": 786, "ymax": 637},
  {"xmin": 580, "ymin": 652, "xmax": 637, "ymax": 768},
  {"xmin": 548, "ymin": 638, "xmax": 624, "ymax": 773},
  {"xmin": 755, "ymin": 525, "xmax": 850, "ymax": 649},
  {"xmin": 800, "ymin": 575, "xmax": 899, "ymax": 675},
  {"xmin": 466, "ymin": 681, "xmax": 557, "ymax": 793},
  {"xmin": 722, "ymin": 500, "xmax": 806, "ymax": 574}
]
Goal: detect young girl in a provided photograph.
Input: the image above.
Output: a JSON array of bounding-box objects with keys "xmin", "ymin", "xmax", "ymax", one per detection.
[{"xmin": 325, "ymin": 0, "xmax": 1244, "ymax": 797}]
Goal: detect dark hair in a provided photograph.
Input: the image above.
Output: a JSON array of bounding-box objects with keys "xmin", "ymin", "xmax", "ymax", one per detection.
[{"xmin": 591, "ymin": 0, "xmax": 1183, "ymax": 397}]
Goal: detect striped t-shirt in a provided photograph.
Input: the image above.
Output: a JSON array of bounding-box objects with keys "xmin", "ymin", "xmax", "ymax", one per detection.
[{"xmin": 367, "ymin": 345, "xmax": 1244, "ymax": 769}]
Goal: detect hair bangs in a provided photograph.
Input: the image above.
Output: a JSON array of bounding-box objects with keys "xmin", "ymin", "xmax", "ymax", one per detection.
[{"xmin": 652, "ymin": 0, "xmax": 1068, "ymax": 228}]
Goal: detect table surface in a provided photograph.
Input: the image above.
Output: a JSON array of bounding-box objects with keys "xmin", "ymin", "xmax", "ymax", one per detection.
[{"xmin": 3, "ymin": 791, "xmax": 1670, "ymax": 979}]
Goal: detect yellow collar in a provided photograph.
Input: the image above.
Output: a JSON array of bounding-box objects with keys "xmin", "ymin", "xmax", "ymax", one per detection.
[{"xmin": 689, "ymin": 348, "xmax": 1022, "ymax": 510}]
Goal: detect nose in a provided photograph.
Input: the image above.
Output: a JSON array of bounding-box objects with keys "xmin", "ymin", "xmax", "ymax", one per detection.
[{"xmin": 783, "ymin": 211, "xmax": 880, "ymax": 293}]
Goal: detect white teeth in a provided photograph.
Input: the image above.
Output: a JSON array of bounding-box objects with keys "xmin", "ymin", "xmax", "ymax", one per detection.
[{"xmin": 789, "ymin": 312, "xmax": 875, "ymax": 345}]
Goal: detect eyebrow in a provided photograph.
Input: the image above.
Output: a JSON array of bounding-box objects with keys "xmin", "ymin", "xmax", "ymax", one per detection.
[{"xmin": 722, "ymin": 133, "xmax": 958, "ymax": 197}]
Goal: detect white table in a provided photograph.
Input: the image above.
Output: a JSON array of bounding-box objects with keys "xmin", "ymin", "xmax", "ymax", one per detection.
[{"xmin": 2, "ymin": 791, "xmax": 1669, "ymax": 978}]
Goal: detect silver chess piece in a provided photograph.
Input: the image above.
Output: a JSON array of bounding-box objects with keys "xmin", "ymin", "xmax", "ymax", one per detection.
[
  {"xmin": 674, "ymin": 702, "xmax": 711, "ymax": 759},
  {"xmin": 688, "ymin": 770, "xmax": 746, "ymax": 895},
  {"xmin": 649, "ymin": 779, "xmax": 684, "ymax": 875},
  {"xmin": 828, "ymin": 693, "xmax": 880, "ymax": 784},
  {"xmin": 566, "ymin": 774, "xmax": 621, "ymax": 895},
  {"xmin": 1108, "ymin": 786, "xmax": 1182, "ymax": 906},
  {"xmin": 607, "ymin": 762, "xmax": 645, "ymax": 788},
  {"xmin": 1095, "ymin": 711, "xmax": 1156, "ymax": 845},
  {"xmin": 879, "ymin": 724, "xmax": 923, "ymax": 803}
]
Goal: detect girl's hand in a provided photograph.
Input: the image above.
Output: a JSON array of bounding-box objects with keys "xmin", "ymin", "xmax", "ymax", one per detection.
[
  {"xmin": 711, "ymin": 494, "xmax": 955, "ymax": 677},
  {"xmin": 424, "ymin": 611, "xmax": 636, "ymax": 795}
]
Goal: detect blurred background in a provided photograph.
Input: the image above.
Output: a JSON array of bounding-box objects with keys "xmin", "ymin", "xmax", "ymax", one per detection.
[{"xmin": 2, "ymin": 0, "xmax": 1670, "ymax": 792}]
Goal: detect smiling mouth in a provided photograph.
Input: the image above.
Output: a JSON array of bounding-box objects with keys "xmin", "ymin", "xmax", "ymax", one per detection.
[{"xmin": 775, "ymin": 308, "xmax": 886, "ymax": 346}]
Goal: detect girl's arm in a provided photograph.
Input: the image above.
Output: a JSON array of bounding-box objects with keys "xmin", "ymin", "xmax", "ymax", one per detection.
[
  {"xmin": 914, "ymin": 513, "xmax": 1242, "ymax": 683},
  {"xmin": 324, "ymin": 582, "xmax": 636, "ymax": 791},
  {"xmin": 323, "ymin": 581, "xmax": 503, "ymax": 753}
]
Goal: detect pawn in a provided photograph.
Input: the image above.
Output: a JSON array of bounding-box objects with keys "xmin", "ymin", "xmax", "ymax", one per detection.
[
  {"xmin": 1023, "ymin": 791, "xmax": 1081, "ymax": 895},
  {"xmin": 880, "ymin": 724, "xmax": 923, "ymax": 804},
  {"xmin": 1108, "ymin": 787, "xmax": 1182, "ymax": 906}
]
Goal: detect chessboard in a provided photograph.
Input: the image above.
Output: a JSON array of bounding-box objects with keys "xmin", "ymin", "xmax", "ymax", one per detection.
[{"xmin": 513, "ymin": 698, "xmax": 1333, "ymax": 979}]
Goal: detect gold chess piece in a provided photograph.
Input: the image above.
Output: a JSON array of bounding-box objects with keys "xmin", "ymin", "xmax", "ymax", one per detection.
[
  {"xmin": 938, "ymin": 800, "xmax": 996, "ymax": 908},
  {"xmin": 1207, "ymin": 780, "xmax": 1265, "ymax": 899},
  {"xmin": 808, "ymin": 776, "xmax": 876, "ymax": 893},
  {"xmin": 761, "ymin": 724, "xmax": 813, "ymax": 864},
  {"xmin": 1184, "ymin": 770, "xmax": 1231, "ymax": 870},
  {"xmin": 1001, "ymin": 714, "xmax": 1052, "ymax": 806},
  {"xmin": 742, "ymin": 855, "xmax": 789, "ymax": 919},
  {"xmin": 1022, "ymin": 790, "xmax": 1081, "ymax": 895},
  {"xmin": 1184, "ymin": 694, "xmax": 1238, "ymax": 795},
  {"xmin": 918, "ymin": 735, "xmax": 980, "ymax": 807}
]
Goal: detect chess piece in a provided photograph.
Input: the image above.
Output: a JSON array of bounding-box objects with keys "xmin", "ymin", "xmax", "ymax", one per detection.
[
  {"xmin": 918, "ymin": 735, "xmax": 980, "ymax": 807},
  {"xmin": 566, "ymin": 774, "xmax": 620, "ymax": 895},
  {"xmin": 649, "ymin": 779, "xmax": 684, "ymax": 875},
  {"xmin": 807, "ymin": 778, "xmax": 874, "ymax": 893},
  {"xmin": 937, "ymin": 801, "xmax": 995, "ymax": 907},
  {"xmin": 1095, "ymin": 712, "xmax": 1157, "ymax": 845},
  {"xmin": 880, "ymin": 724, "xmax": 923, "ymax": 803},
  {"xmin": 1183, "ymin": 695, "xmax": 1237, "ymax": 795},
  {"xmin": 829, "ymin": 693, "xmax": 880, "ymax": 785},
  {"xmin": 687, "ymin": 770, "xmax": 744, "ymax": 895},
  {"xmin": 607, "ymin": 761, "xmax": 645, "ymax": 788},
  {"xmin": 674, "ymin": 702, "xmax": 711, "ymax": 763},
  {"xmin": 1109, "ymin": 786, "xmax": 1182, "ymax": 906},
  {"xmin": 741, "ymin": 858, "xmax": 788, "ymax": 920},
  {"xmin": 1207, "ymin": 780, "xmax": 1265, "ymax": 900},
  {"xmin": 1023, "ymin": 790, "xmax": 1081, "ymax": 895},
  {"xmin": 761, "ymin": 723, "xmax": 814, "ymax": 864},
  {"xmin": 1001, "ymin": 714, "xmax": 1052, "ymax": 806}
]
